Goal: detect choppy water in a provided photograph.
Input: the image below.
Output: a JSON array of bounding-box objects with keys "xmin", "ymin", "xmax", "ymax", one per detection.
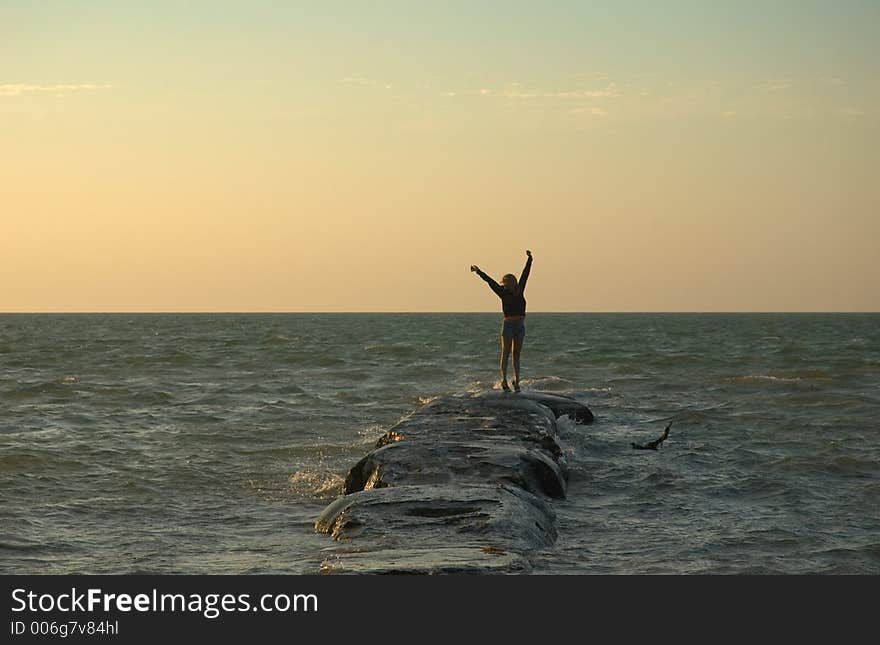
[{"xmin": 1, "ymin": 313, "xmax": 878, "ymax": 574}]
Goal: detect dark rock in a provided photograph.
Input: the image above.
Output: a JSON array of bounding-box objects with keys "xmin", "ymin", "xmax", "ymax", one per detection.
[
  {"xmin": 484, "ymin": 391, "xmax": 595, "ymax": 425},
  {"xmin": 315, "ymin": 390, "xmax": 593, "ymax": 574},
  {"xmin": 316, "ymin": 484, "xmax": 557, "ymax": 549},
  {"xmin": 344, "ymin": 441, "xmax": 567, "ymax": 498}
]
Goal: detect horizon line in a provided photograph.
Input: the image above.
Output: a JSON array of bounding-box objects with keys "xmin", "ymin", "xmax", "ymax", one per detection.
[{"xmin": 1, "ymin": 311, "xmax": 878, "ymax": 315}]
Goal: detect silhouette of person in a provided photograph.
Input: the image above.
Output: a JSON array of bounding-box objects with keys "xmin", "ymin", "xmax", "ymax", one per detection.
[{"xmin": 471, "ymin": 250, "xmax": 533, "ymax": 392}]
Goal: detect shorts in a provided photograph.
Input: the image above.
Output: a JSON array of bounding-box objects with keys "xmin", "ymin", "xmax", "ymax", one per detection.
[{"xmin": 501, "ymin": 318, "xmax": 526, "ymax": 341}]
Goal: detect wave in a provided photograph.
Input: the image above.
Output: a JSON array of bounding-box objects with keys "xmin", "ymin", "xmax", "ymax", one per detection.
[
  {"xmin": 5, "ymin": 378, "xmax": 179, "ymax": 408},
  {"xmin": 264, "ymin": 333, "xmax": 299, "ymax": 345},
  {"xmin": 0, "ymin": 450, "xmax": 89, "ymax": 473},
  {"xmin": 288, "ymin": 470, "xmax": 344, "ymax": 499},
  {"xmin": 518, "ymin": 375, "xmax": 577, "ymax": 391},
  {"xmin": 5, "ymin": 379, "xmax": 80, "ymax": 401},
  {"xmin": 728, "ymin": 369, "xmax": 832, "ymax": 384},
  {"xmin": 717, "ymin": 473, "xmax": 790, "ymax": 498},
  {"xmin": 733, "ymin": 375, "xmax": 802, "ymax": 383},
  {"xmin": 0, "ymin": 539, "xmax": 46, "ymax": 553},
  {"xmin": 123, "ymin": 351, "xmax": 196, "ymax": 367},
  {"xmin": 282, "ymin": 352, "xmax": 345, "ymax": 367},
  {"xmin": 663, "ymin": 401, "xmax": 731, "ymax": 423},
  {"xmin": 108, "ymin": 387, "xmax": 175, "ymax": 405},
  {"xmin": 363, "ymin": 342, "xmax": 419, "ymax": 358},
  {"xmin": 772, "ymin": 453, "xmax": 880, "ymax": 477}
]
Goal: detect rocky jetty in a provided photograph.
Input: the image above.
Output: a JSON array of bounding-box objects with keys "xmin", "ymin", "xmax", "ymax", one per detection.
[{"xmin": 315, "ymin": 391, "xmax": 594, "ymax": 573}]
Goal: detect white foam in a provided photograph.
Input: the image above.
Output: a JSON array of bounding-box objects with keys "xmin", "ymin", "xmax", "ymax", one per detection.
[
  {"xmin": 288, "ymin": 470, "xmax": 344, "ymax": 498},
  {"xmin": 519, "ymin": 375, "xmax": 575, "ymax": 391},
  {"xmin": 732, "ymin": 375, "xmax": 802, "ymax": 383}
]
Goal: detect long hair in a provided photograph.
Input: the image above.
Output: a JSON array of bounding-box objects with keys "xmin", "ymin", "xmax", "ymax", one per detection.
[{"xmin": 501, "ymin": 273, "xmax": 519, "ymax": 294}]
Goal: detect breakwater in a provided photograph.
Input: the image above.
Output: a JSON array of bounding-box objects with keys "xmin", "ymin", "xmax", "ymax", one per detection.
[{"xmin": 315, "ymin": 391, "xmax": 594, "ymax": 573}]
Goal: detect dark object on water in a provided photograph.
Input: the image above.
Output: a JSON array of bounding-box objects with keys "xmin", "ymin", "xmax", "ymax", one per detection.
[{"xmin": 632, "ymin": 423, "xmax": 671, "ymax": 450}]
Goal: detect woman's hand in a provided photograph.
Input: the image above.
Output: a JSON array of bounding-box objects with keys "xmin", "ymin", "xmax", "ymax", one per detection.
[
  {"xmin": 470, "ymin": 265, "xmax": 480, "ymax": 273},
  {"xmin": 526, "ymin": 250, "xmax": 532, "ymax": 258}
]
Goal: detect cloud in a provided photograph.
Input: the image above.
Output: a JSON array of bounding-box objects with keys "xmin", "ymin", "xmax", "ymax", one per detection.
[
  {"xmin": 515, "ymin": 88, "xmax": 616, "ymax": 100},
  {"xmin": 340, "ymin": 78, "xmax": 619, "ymax": 105},
  {"xmin": 569, "ymin": 106, "xmax": 607, "ymax": 117},
  {"xmin": 0, "ymin": 83, "xmax": 112, "ymax": 97},
  {"xmin": 339, "ymin": 77, "xmax": 376, "ymax": 86},
  {"xmin": 477, "ymin": 84, "xmax": 618, "ymax": 100}
]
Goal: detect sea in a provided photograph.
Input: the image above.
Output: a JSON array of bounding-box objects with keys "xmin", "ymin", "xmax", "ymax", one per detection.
[{"xmin": 1, "ymin": 313, "xmax": 878, "ymax": 574}]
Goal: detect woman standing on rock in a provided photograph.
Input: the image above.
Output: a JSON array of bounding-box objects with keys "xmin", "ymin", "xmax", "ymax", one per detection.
[{"xmin": 470, "ymin": 250, "xmax": 533, "ymax": 392}]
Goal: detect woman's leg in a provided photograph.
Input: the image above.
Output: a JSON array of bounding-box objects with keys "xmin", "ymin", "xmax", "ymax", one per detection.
[
  {"xmin": 512, "ymin": 334, "xmax": 524, "ymax": 390},
  {"xmin": 500, "ymin": 334, "xmax": 512, "ymax": 389}
]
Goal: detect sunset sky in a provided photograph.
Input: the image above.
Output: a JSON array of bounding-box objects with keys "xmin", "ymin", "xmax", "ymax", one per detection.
[{"xmin": 3, "ymin": 1, "xmax": 878, "ymax": 312}]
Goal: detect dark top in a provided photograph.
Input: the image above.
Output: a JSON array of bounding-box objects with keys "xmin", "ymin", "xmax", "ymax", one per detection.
[{"xmin": 476, "ymin": 256, "xmax": 532, "ymax": 317}]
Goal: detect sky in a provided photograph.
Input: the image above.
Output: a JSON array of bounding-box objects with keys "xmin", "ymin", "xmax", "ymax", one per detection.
[{"xmin": 2, "ymin": 0, "xmax": 878, "ymax": 312}]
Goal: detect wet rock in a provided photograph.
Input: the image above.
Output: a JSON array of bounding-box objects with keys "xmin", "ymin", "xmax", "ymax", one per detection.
[
  {"xmin": 317, "ymin": 484, "xmax": 557, "ymax": 550},
  {"xmin": 483, "ymin": 391, "xmax": 595, "ymax": 425},
  {"xmin": 315, "ymin": 391, "xmax": 593, "ymax": 574},
  {"xmin": 345, "ymin": 441, "xmax": 567, "ymax": 498}
]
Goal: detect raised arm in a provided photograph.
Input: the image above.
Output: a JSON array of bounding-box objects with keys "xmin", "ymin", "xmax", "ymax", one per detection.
[
  {"xmin": 519, "ymin": 250, "xmax": 533, "ymax": 292},
  {"xmin": 471, "ymin": 265, "xmax": 505, "ymax": 298}
]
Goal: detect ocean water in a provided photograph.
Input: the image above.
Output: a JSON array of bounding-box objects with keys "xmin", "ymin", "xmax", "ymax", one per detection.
[{"xmin": 1, "ymin": 313, "xmax": 878, "ymax": 574}]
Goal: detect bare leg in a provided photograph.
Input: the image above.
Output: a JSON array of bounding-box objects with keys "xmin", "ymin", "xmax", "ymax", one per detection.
[
  {"xmin": 513, "ymin": 335, "xmax": 524, "ymax": 391},
  {"xmin": 500, "ymin": 334, "xmax": 512, "ymax": 390}
]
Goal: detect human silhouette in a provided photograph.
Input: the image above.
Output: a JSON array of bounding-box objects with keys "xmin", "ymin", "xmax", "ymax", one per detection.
[{"xmin": 470, "ymin": 250, "xmax": 533, "ymax": 392}]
